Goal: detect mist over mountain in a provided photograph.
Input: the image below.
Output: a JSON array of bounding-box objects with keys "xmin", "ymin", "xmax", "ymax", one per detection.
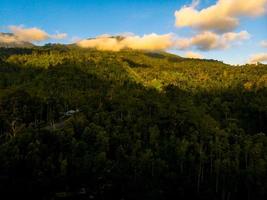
[{"xmin": 0, "ymin": 33, "xmax": 35, "ymax": 48}]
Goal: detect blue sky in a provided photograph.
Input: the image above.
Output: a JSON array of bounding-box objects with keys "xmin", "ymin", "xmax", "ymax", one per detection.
[{"xmin": 0, "ymin": 0, "xmax": 267, "ymax": 64}]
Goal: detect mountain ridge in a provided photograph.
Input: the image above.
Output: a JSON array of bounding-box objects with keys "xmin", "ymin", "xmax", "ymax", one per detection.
[{"xmin": 0, "ymin": 46, "xmax": 267, "ymax": 199}]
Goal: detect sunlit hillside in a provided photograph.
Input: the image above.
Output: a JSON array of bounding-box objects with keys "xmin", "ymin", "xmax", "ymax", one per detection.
[{"xmin": 0, "ymin": 46, "xmax": 267, "ymax": 199}]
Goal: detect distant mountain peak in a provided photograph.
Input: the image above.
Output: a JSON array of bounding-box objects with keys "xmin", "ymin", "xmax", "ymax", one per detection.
[
  {"xmin": 86, "ymin": 35, "xmax": 126, "ymax": 41},
  {"xmin": 0, "ymin": 32, "xmax": 14, "ymax": 36}
]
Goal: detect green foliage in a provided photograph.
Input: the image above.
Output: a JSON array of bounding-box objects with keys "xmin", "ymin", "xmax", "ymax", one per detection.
[{"xmin": 0, "ymin": 46, "xmax": 267, "ymax": 199}]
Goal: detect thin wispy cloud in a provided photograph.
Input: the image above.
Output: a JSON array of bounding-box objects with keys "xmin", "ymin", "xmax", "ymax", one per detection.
[
  {"xmin": 260, "ymin": 40, "xmax": 267, "ymax": 48},
  {"xmin": 175, "ymin": 31, "xmax": 250, "ymax": 51},
  {"xmin": 185, "ymin": 51, "xmax": 204, "ymax": 59},
  {"xmin": 249, "ymin": 53, "xmax": 267, "ymax": 63}
]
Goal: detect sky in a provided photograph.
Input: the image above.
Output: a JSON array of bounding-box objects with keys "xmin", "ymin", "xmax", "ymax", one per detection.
[{"xmin": 0, "ymin": 0, "xmax": 267, "ymax": 64}]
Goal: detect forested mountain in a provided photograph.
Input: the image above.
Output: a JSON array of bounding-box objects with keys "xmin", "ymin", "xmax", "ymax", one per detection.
[{"xmin": 0, "ymin": 46, "xmax": 267, "ymax": 200}]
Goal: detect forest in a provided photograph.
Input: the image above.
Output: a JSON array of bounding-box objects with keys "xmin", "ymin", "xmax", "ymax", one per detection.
[{"xmin": 0, "ymin": 45, "xmax": 267, "ymax": 200}]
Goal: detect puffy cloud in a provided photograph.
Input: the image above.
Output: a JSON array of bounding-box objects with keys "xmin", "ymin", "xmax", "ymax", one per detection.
[
  {"xmin": 175, "ymin": 0, "xmax": 267, "ymax": 32},
  {"xmin": 0, "ymin": 25, "xmax": 67, "ymax": 43},
  {"xmin": 186, "ymin": 31, "xmax": 220, "ymax": 50},
  {"xmin": 122, "ymin": 34, "xmax": 173, "ymax": 51},
  {"xmin": 77, "ymin": 31, "xmax": 249, "ymax": 52},
  {"xmin": 222, "ymin": 31, "xmax": 250, "ymax": 41},
  {"xmin": 77, "ymin": 36, "xmax": 124, "ymax": 51},
  {"xmin": 260, "ymin": 40, "xmax": 267, "ymax": 48},
  {"xmin": 175, "ymin": 31, "xmax": 250, "ymax": 51},
  {"xmin": 0, "ymin": 33, "xmax": 19, "ymax": 43},
  {"xmin": 77, "ymin": 33, "xmax": 173, "ymax": 51},
  {"xmin": 249, "ymin": 53, "xmax": 267, "ymax": 63},
  {"xmin": 185, "ymin": 51, "xmax": 204, "ymax": 59},
  {"xmin": 9, "ymin": 26, "xmax": 49, "ymax": 41}
]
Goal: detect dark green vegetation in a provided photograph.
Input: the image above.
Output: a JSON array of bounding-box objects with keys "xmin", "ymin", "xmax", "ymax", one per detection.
[{"xmin": 0, "ymin": 46, "xmax": 267, "ymax": 200}]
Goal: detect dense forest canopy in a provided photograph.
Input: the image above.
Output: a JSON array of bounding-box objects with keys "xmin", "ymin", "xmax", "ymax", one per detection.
[{"xmin": 0, "ymin": 46, "xmax": 267, "ymax": 200}]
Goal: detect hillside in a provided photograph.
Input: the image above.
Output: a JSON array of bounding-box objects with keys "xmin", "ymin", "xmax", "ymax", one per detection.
[{"xmin": 0, "ymin": 46, "xmax": 267, "ymax": 200}]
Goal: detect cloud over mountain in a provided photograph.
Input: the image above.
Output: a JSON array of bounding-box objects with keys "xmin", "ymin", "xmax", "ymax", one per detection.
[
  {"xmin": 0, "ymin": 33, "xmax": 18, "ymax": 43},
  {"xmin": 77, "ymin": 33, "xmax": 173, "ymax": 51},
  {"xmin": 0, "ymin": 25, "xmax": 67, "ymax": 44},
  {"xmin": 76, "ymin": 30, "xmax": 250, "ymax": 52}
]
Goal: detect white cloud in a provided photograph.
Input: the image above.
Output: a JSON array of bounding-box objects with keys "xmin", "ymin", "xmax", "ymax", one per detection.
[
  {"xmin": 175, "ymin": 0, "xmax": 267, "ymax": 33},
  {"xmin": 122, "ymin": 34, "xmax": 173, "ymax": 51},
  {"xmin": 0, "ymin": 25, "xmax": 67, "ymax": 43},
  {"xmin": 77, "ymin": 31, "xmax": 250, "ymax": 52},
  {"xmin": 222, "ymin": 31, "xmax": 250, "ymax": 42},
  {"xmin": 249, "ymin": 53, "xmax": 267, "ymax": 63},
  {"xmin": 77, "ymin": 33, "xmax": 173, "ymax": 51},
  {"xmin": 77, "ymin": 36, "xmax": 124, "ymax": 51},
  {"xmin": 260, "ymin": 40, "xmax": 267, "ymax": 48},
  {"xmin": 185, "ymin": 51, "xmax": 204, "ymax": 59},
  {"xmin": 175, "ymin": 31, "xmax": 250, "ymax": 51},
  {"xmin": 9, "ymin": 26, "xmax": 49, "ymax": 42}
]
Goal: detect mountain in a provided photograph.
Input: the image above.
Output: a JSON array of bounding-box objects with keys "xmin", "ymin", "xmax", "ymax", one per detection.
[
  {"xmin": 0, "ymin": 32, "xmax": 35, "ymax": 48},
  {"xmin": 0, "ymin": 46, "xmax": 267, "ymax": 200},
  {"xmin": 86, "ymin": 35, "xmax": 126, "ymax": 41}
]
